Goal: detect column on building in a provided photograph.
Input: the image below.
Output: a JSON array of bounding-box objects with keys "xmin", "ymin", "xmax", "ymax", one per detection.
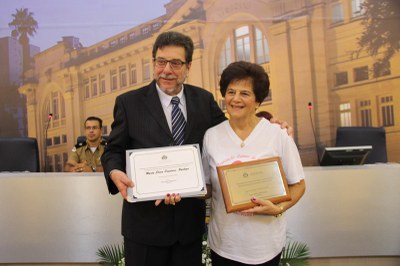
[
  {"xmin": 269, "ymin": 16, "xmax": 318, "ymax": 165},
  {"xmin": 62, "ymin": 67, "xmax": 81, "ymax": 155}
]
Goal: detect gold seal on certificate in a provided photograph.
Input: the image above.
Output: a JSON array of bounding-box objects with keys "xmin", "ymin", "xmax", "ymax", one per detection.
[
  {"xmin": 126, "ymin": 144, "xmax": 206, "ymax": 202},
  {"xmin": 217, "ymin": 157, "xmax": 291, "ymax": 213}
]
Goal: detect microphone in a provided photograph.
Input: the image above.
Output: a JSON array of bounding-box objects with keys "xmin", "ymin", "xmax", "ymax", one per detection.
[
  {"xmin": 308, "ymin": 102, "xmax": 322, "ymax": 164},
  {"xmin": 44, "ymin": 113, "xmax": 53, "ymax": 172}
]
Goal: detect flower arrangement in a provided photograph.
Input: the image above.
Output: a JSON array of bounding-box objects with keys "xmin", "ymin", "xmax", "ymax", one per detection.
[
  {"xmin": 97, "ymin": 233, "xmax": 309, "ymax": 266},
  {"xmin": 202, "ymin": 232, "xmax": 212, "ymax": 266},
  {"xmin": 96, "ymin": 235, "xmax": 211, "ymax": 266}
]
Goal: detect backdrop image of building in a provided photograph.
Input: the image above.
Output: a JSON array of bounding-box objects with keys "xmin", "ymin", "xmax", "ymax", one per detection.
[
  {"xmin": 0, "ymin": 36, "xmax": 40, "ymax": 137},
  {"xmin": 16, "ymin": 0, "xmax": 399, "ymax": 171}
]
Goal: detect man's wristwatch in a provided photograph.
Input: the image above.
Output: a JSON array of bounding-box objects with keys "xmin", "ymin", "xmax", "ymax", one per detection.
[{"xmin": 91, "ymin": 166, "xmax": 96, "ymax": 172}]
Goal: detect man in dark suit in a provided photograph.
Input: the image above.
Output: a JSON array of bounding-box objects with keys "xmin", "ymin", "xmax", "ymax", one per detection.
[{"xmin": 101, "ymin": 31, "xmax": 226, "ymax": 266}]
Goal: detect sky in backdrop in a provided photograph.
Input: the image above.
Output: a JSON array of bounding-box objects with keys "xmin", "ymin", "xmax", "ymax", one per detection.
[{"xmin": 0, "ymin": 0, "xmax": 169, "ymax": 51}]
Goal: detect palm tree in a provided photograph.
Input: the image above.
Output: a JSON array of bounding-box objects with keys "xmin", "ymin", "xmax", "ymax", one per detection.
[{"xmin": 8, "ymin": 8, "xmax": 38, "ymax": 75}]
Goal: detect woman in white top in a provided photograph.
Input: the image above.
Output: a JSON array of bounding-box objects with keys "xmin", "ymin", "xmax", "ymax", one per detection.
[{"xmin": 202, "ymin": 61, "xmax": 306, "ymax": 266}]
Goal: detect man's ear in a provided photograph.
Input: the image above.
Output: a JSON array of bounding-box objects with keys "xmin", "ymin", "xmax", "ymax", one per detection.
[{"xmin": 186, "ymin": 61, "xmax": 192, "ymax": 71}]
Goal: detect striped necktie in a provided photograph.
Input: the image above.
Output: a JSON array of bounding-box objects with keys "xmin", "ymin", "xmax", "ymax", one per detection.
[{"xmin": 171, "ymin": 96, "xmax": 186, "ymax": 145}]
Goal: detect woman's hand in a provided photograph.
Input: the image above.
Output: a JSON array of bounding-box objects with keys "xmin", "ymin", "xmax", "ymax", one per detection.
[
  {"xmin": 155, "ymin": 193, "xmax": 181, "ymax": 206},
  {"xmin": 238, "ymin": 197, "xmax": 282, "ymax": 216}
]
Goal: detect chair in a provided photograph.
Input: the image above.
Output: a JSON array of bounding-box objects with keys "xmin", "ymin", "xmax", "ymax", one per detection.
[
  {"xmin": 335, "ymin": 127, "xmax": 388, "ymax": 164},
  {"xmin": 0, "ymin": 137, "xmax": 40, "ymax": 172}
]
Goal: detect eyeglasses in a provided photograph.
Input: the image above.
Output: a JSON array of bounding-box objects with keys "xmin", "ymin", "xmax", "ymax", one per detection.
[
  {"xmin": 85, "ymin": 126, "xmax": 100, "ymax": 130},
  {"xmin": 153, "ymin": 58, "xmax": 186, "ymax": 70}
]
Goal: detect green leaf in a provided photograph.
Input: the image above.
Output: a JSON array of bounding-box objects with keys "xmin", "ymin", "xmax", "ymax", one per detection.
[
  {"xmin": 96, "ymin": 243, "xmax": 124, "ymax": 265},
  {"xmin": 280, "ymin": 239, "xmax": 311, "ymax": 266}
]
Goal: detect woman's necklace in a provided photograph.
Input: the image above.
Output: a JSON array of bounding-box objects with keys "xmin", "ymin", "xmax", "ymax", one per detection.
[{"xmin": 230, "ymin": 117, "xmax": 260, "ymax": 148}]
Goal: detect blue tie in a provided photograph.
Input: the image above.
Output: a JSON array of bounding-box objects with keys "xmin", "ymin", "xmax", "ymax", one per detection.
[{"xmin": 171, "ymin": 96, "xmax": 186, "ymax": 145}]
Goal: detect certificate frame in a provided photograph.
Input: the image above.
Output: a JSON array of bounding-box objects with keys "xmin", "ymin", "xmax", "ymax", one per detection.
[
  {"xmin": 217, "ymin": 157, "xmax": 291, "ymax": 213},
  {"xmin": 126, "ymin": 144, "xmax": 207, "ymax": 202}
]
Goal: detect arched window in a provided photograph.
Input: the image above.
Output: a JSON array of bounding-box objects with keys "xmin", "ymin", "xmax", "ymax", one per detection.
[
  {"xmin": 218, "ymin": 25, "xmax": 270, "ymax": 73},
  {"xmin": 44, "ymin": 91, "xmax": 66, "ymax": 128},
  {"xmin": 217, "ymin": 25, "xmax": 271, "ymax": 108}
]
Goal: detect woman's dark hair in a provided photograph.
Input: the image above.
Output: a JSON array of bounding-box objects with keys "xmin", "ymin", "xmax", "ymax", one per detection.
[
  {"xmin": 152, "ymin": 31, "xmax": 194, "ymax": 63},
  {"xmin": 219, "ymin": 61, "xmax": 270, "ymax": 103}
]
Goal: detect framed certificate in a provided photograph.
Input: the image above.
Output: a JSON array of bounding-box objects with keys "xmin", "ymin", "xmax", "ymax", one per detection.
[
  {"xmin": 126, "ymin": 144, "xmax": 207, "ymax": 202},
  {"xmin": 217, "ymin": 157, "xmax": 291, "ymax": 213}
]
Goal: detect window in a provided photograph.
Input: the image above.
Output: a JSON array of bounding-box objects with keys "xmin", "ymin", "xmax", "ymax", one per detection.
[
  {"xmin": 219, "ymin": 38, "xmax": 232, "ymax": 74},
  {"xmin": 152, "ymin": 22, "xmax": 161, "ymax": 30},
  {"xmin": 359, "ymin": 100, "xmax": 372, "ymax": 126},
  {"xmin": 110, "ymin": 40, "xmax": 118, "ymax": 47},
  {"xmin": 142, "ymin": 27, "xmax": 150, "ymax": 35},
  {"xmin": 373, "ymin": 61, "xmax": 391, "ymax": 77},
  {"xmin": 130, "ymin": 64, "xmax": 137, "ymax": 84},
  {"xmin": 218, "ymin": 25, "xmax": 270, "ymax": 73},
  {"xmin": 335, "ymin": 71, "xmax": 348, "ymax": 86},
  {"xmin": 47, "ymin": 155, "xmax": 54, "ymax": 172},
  {"xmin": 354, "ymin": 66, "xmax": 368, "ymax": 82},
  {"xmin": 102, "ymin": 125, "xmax": 108, "ymax": 135},
  {"xmin": 217, "ymin": 25, "xmax": 271, "ymax": 103},
  {"xmin": 339, "ymin": 103, "xmax": 352, "ymax": 126},
  {"xmin": 100, "ymin": 44, "xmax": 108, "ymax": 50},
  {"xmin": 46, "ymin": 138, "xmax": 52, "ymax": 146},
  {"xmin": 62, "ymin": 134, "xmax": 67, "ymax": 143},
  {"xmin": 45, "ymin": 91, "xmax": 66, "ymax": 128},
  {"xmin": 119, "ymin": 36, "xmax": 127, "ymax": 44},
  {"xmin": 62, "ymin": 152, "xmax": 68, "ymax": 171},
  {"xmin": 53, "ymin": 136, "xmax": 61, "ymax": 145},
  {"xmin": 52, "ymin": 92, "xmax": 60, "ymax": 119},
  {"xmin": 128, "ymin": 32, "xmax": 137, "ymax": 40},
  {"xmin": 255, "ymin": 28, "xmax": 270, "ymax": 64},
  {"xmin": 379, "ymin": 95, "xmax": 394, "ymax": 127},
  {"xmin": 100, "ymin": 74, "xmax": 106, "ymax": 94},
  {"xmin": 54, "ymin": 154, "xmax": 62, "ymax": 172},
  {"xmin": 332, "ymin": 2, "xmax": 344, "ymax": 24},
  {"xmin": 84, "ymin": 79, "xmax": 90, "ymax": 98},
  {"xmin": 219, "ymin": 99, "xmax": 226, "ymax": 111},
  {"xmin": 351, "ymin": 0, "xmax": 364, "ymax": 17},
  {"xmin": 235, "ymin": 26, "xmax": 251, "ymax": 62},
  {"xmin": 91, "ymin": 76, "xmax": 98, "ymax": 97},
  {"xmin": 110, "ymin": 70, "xmax": 118, "ymax": 90},
  {"xmin": 119, "ymin": 66, "xmax": 127, "ymax": 87},
  {"xmin": 143, "ymin": 59, "xmax": 151, "ymax": 81}
]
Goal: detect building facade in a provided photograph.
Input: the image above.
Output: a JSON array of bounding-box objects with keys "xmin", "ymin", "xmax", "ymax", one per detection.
[{"xmin": 18, "ymin": 0, "xmax": 400, "ymax": 171}]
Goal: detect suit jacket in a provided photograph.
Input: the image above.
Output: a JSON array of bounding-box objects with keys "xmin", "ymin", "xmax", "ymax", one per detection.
[{"xmin": 101, "ymin": 80, "xmax": 226, "ymax": 246}]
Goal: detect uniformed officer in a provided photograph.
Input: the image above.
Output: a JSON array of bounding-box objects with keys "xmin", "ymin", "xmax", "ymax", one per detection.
[{"xmin": 65, "ymin": 116, "xmax": 106, "ymax": 172}]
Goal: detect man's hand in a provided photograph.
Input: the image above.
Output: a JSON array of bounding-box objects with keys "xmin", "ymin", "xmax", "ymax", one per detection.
[
  {"xmin": 270, "ymin": 117, "xmax": 294, "ymax": 137},
  {"xmin": 75, "ymin": 161, "xmax": 90, "ymax": 172},
  {"xmin": 110, "ymin": 170, "xmax": 134, "ymax": 200},
  {"xmin": 65, "ymin": 160, "xmax": 88, "ymax": 172}
]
